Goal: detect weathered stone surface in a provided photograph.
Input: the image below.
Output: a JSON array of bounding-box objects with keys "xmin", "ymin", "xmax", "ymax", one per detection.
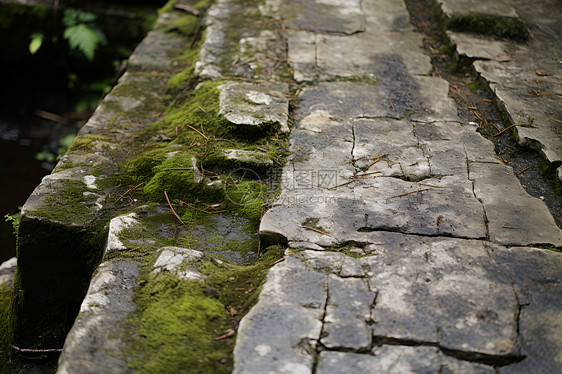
[
  {"xmin": 261, "ymin": 0, "xmax": 364, "ymax": 35},
  {"xmin": 474, "ymin": 59, "xmax": 562, "ymax": 167},
  {"xmin": 218, "ymin": 81, "xmax": 290, "ymax": 132},
  {"xmin": 366, "ymin": 236, "xmax": 519, "ymax": 357},
  {"xmin": 469, "ymin": 162, "xmax": 562, "ymax": 246},
  {"xmin": 489, "ymin": 246, "xmax": 562, "ymax": 373},
  {"xmin": 447, "ymin": 31, "xmax": 514, "ymax": 62},
  {"xmin": 128, "ymin": 26, "xmax": 184, "ymax": 70},
  {"xmin": 317, "ymin": 346, "xmax": 495, "ymax": 373},
  {"xmin": 442, "ymin": 0, "xmax": 562, "ymax": 178},
  {"xmin": 233, "ymin": 255, "xmax": 327, "ymax": 374},
  {"xmin": 287, "ymin": 31, "xmax": 431, "ymax": 81},
  {"xmin": 221, "ymin": 149, "xmax": 274, "ymax": 167},
  {"xmin": 0, "ymin": 257, "xmax": 16, "ymax": 287},
  {"xmin": 151, "ymin": 246, "xmax": 204, "ymax": 281},
  {"xmin": 321, "ymin": 275, "xmax": 375, "ymax": 350},
  {"xmin": 363, "ymin": 0, "xmax": 412, "ymax": 32},
  {"xmin": 57, "ymin": 259, "xmax": 139, "ymax": 374},
  {"xmin": 437, "ymin": 0, "xmax": 519, "ymax": 19}
]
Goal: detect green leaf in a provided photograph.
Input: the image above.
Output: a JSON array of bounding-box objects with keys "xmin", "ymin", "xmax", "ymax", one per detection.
[
  {"xmin": 64, "ymin": 24, "xmax": 99, "ymax": 61},
  {"xmin": 29, "ymin": 32, "xmax": 44, "ymax": 55},
  {"xmin": 63, "ymin": 8, "xmax": 96, "ymax": 27}
]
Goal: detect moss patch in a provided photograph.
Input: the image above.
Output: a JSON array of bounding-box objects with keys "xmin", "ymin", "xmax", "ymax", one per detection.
[{"xmin": 126, "ymin": 245, "xmax": 285, "ymax": 373}]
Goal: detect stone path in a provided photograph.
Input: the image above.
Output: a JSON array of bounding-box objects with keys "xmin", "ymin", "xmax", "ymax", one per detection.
[
  {"xmin": 2, "ymin": 0, "xmax": 561, "ymax": 373},
  {"xmin": 234, "ymin": 0, "xmax": 562, "ymax": 373}
]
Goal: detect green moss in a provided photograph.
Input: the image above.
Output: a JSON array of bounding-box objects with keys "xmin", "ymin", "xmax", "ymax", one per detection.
[
  {"xmin": 127, "ymin": 273, "xmax": 228, "ymax": 373},
  {"xmin": 0, "ymin": 283, "xmax": 10, "ymax": 367},
  {"xmin": 27, "ymin": 179, "xmax": 102, "ymax": 224},
  {"xmin": 143, "ymin": 152, "xmax": 223, "ymax": 203},
  {"xmin": 224, "ymin": 181, "xmax": 268, "ymax": 224},
  {"xmin": 66, "ymin": 134, "xmax": 115, "ymax": 154},
  {"xmin": 126, "ymin": 246, "xmax": 285, "ymax": 373}
]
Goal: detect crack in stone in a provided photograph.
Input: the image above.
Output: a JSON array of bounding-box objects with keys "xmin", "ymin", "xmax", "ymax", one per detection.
[
  {"xmin": 355, "ymin": 226, "xmax": 486, "ymax": 241},
  {"xmin": 465, "ymin": 148, "xmax": 491, "ymax": 241},
  {"xmin": 372, "ymin": 336, "xmax": 524, "ymax": 367},
  {"xmin": 312, "ymin": 274, "xmax": 331, "ymax": 374}
]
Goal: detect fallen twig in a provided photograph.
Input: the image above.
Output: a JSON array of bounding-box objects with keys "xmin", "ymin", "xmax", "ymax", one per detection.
[
  {"xmin": 468, "ymin": 160, "xmax": 501, "ymax": 164},
  {"xmin": 502, "ymin": 225, "xmax": 520, "ymax": 229},
  {"xmin": 388, "ymin": 98, "xmax": 395, "ymax": 111},
  {"xmin": 301, "ymin": 225, "xmax": 331, "ymax": 237},
  {"xmin": 214, "ymin": 329, "xmax": 235, "ymax": 341},
  {"xmin": 387, "ymin": 189, "xmax": 428, "ymax": 199},
  {"xmin": 11, "ymin": 345, "xmax": 62, "ymax": 353},
  {"xmin": 517, "ymin": 165, "xmax": 533, "ymax": 175},
  {"xmin": 114, "ymin": 183, "xmax": 143, "ymax": 203},
  {"xmin": 164, "ymin": 190, "xmax": 184, "ymax": 225},
  {"xmin": 327, "ymin": 180, "xmax": 354, "ymax": 190},
  {"xmin": 492, "ymin": 124, "xmax": 523, "ymax": 137},
  {"xmin": 185, "ymin": 124, "xmax": 208, "ymax": 139}
]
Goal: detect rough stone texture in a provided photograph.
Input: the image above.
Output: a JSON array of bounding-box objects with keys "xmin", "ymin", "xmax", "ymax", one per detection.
[
  {"xmin": 233, "ymin": 255, "xmax": 327, "ymax": 374},
  {"xmin": 321, "ymin": 275, "xmax": 375, "ymax": 350},
  {"xmin": 218, "ymin": 81, "xmax": 290, "ymax": 132},
  {"xmin": 287, "ymin": 31, "xmax": 432, "ymax": 82},
  {"xmin": 0, "ymin": 257, "xmax": 17, "ymax": 287},
  {"xmin": 57, "ymin": 259, "xmax": 139, "ymax": 374},
  {"xmin": 261, "ymin": 0, "xmax": 365, "ymax": 35},
  {"xmin": 442, "ymin": 0, "xmax": 562, "ymax": 179},
  {"xmin": 151, "ymin": 246, "xmax": 205, "ymax": 281},
  {"xmin": 437, "ymin": 0, "xmax": 519, "ymax": 19},
  {"xmin": 317, "ymin": 347, "xmax": 496, "ymax": 373},
  {"xmin": 238, "ymin": 0, "xmax": 562, "ymax": 372}
]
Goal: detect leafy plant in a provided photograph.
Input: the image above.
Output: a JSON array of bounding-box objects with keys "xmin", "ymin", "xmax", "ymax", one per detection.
[
  {"xmin": 4, "ymin": 208, "xmax": 21, "ymax": 237},
  {"xmin": 29, "ymin": 8, "xmax": 107, "ymax": 61}
]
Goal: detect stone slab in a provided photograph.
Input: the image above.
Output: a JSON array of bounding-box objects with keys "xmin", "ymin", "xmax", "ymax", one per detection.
[
  {"xmin": 317, "ymin": 347, "xmax": 496, "ymax": 374},
  {"xmin": 362, "ymin": 0, "xmax": 413, "ymax": 32},
  {"xmin": 287, "ymin": 31, "xmax": 432, "ymax": 81},
  {"xmin": 469, "ymin": 162, "xmax": 562, "ymax": 246},
  {"xmin": 233, "ymin": 255, "xmax": 327, "ymax": 374},
  {"xmin": 261, "ymin": 0, "xmax": 364, "ymax": 35},
  {"xmin": 437, "ymin": 0, "xmax": 519, "ymax": 19},
  {"xmin": 218, "ymin": 81, "xmax": 290, "ymax": 132},
  {"xmin": 57, "ymin": 259, "xmax": 139, "ymax": 374},
  {"xmin": 321, "ymin": 275, "xmax": 375, "ymax": 350}
]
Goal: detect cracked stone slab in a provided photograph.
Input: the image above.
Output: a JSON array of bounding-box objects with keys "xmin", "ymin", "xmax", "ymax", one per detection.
[
  {"xmin": 218, "ymin": 81, "xmax": 290, "ymax": 132},
  {"xmin": 362, "ymin": 0, "xmax": 413, "ymax": 32},
  {"xmin": 261, "ymin": 0, "xmax": 364, "ymax": 35},
  {"xmin": 57, "ymin": 259, "xmax": 139, "ymax": 374},
  {"xmin": 296, "ymin": 79, "xmax": 457, "ymax": 124},
  {"xmin": 447, "ymin": 31, "xmax": 516, "ymax": 62},
  {"xmin": 362, "ymin": 236, "xmax": 520, "ymax": 358},
  {"xmin": 321, "ymin": 274, "xmax": 375, "ymax": 350},
  {"xmin": 469, "ymin": 162, "xmax": 562, "ymax": 246},
  {"xmin": 233, "ymin": 254, "xmax": 327, "ymax": 374},
  {"xmin": 317, "ymin": 346, "xmax": 496, "ymax": 374},
  {"xmin": 490, "ymin": 246, "xmax": 562, "ymax": 373},
  {"xmin": 287, "ymin": 31, "xmax": 432, "ymax": 81},
  {"xmin": 474, "ymin": 60, "xmax": 562, "ymax": 169}
]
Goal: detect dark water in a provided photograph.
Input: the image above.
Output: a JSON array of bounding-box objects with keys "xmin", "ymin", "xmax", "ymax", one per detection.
[
  {"xmin": 0, "ymin": 63, "xmax": 83, "ymax": 264},
  {"xmin": 0, "ymin": 1, "xmax": 167, "ymax": 264}
]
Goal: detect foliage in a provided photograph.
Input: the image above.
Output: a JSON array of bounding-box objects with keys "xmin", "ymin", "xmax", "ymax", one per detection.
[
  {"xmin": 29, "ymin": 8, "xmax": 107, "ymax": 61},
  {"xmin": 4, "ymin": 208, "xmax": 21, "ymax": 237}
]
